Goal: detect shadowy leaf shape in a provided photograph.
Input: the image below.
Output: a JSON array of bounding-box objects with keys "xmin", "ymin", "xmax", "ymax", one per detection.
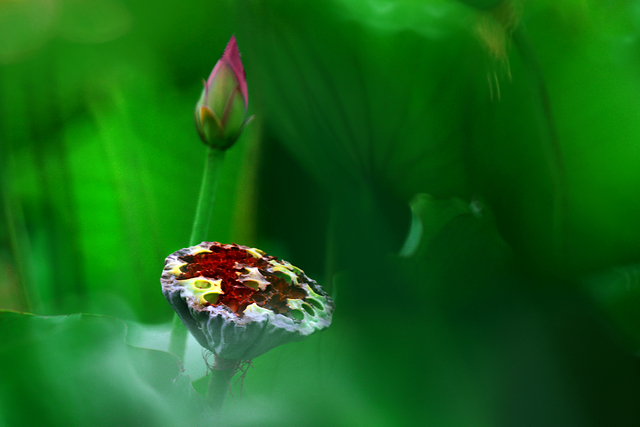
[{"xmin": 0, "ymin": 311, "xmax": 212, "ymax": 427}]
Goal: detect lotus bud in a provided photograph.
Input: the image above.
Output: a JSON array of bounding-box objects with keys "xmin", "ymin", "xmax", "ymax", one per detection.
[
  {"xmin": 195, "ymin": 36, "xmax": 252, "ymax": 150},
  {"xmin": 161, "ymin": 242, "xmax": 334, "ymax": 361}
]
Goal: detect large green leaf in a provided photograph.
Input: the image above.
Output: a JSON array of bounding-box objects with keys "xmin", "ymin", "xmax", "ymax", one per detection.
[
  {"xmin": 0, "ymin": 311, "xmax": 212, "ymax": 426},
  {"xmin": 235, "ymin": 0, "xmax": 480, "ymax": 202},
  {"xmin": 469, "ymin": 1, "xmax": 640, "ymax": 271}
]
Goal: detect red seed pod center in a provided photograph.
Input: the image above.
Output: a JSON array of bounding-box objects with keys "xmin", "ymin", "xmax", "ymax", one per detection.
[{"xmin": 177, "ymin": 243, "xmax": 307, "ymax": 316}]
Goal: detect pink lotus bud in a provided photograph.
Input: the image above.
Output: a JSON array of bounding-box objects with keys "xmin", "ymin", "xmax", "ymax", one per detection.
[{"xmin": 195, "ymin": 36, "xmax": 252, "ymax": 150}]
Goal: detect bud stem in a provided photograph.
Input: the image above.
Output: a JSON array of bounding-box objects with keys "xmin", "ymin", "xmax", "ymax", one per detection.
[
  {"xmin": 189, "ymin": 148, "xmax": 226, "ymax": 247},
  {"xmin": 169, "ymin": 147, "xmax": 226, "ymax": 358}
]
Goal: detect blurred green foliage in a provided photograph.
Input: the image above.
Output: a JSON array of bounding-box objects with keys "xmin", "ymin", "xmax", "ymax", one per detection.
[{"xmin": 2, "ymin": 0, "xmax": 640, "ymax": 425}]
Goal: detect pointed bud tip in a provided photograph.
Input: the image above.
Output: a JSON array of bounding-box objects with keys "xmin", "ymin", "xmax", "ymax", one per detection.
[
  {"xmin": 222, "ymin": 35, "xmax": 248, "ymax": 105},
  {"xmin": 224, "ymin": 35, "xmax": 239, "ymax": 58}
]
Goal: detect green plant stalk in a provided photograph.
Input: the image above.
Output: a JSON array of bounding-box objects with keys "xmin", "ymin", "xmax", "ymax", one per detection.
[
  {"xmin": 188, "ymin": 148, "xmax": 227, "ymax": 247},
  {"xmin": 168, "ymin": 314, "xmax": 188, "ymax": 358},
  {"xmin": 512, "ymin": 24, "xmax": 567, "ymax": 267},
  {"xmin": 2, "ymin": 157, "xmax": 34, "ymax": 313},
  {"xmin": 168, "ymin": 148, "xmax": 226, "ymax": 358},
  {"xmin": 206, "ymin": 355, "xmax": 238, "ymax": 412}
]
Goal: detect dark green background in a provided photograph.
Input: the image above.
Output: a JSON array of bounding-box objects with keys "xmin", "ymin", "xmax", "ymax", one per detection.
[{"xmin": 2, "ymin": 0, "xmax": 640, "ymax": 425}]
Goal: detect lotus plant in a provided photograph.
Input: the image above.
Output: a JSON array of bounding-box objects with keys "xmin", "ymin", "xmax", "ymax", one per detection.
[
  {"xmin": 167, "ymin": 35, "xmax": 333, "ymax": 412},
  {"xmin": 169, "ymin": 36, "xmax": 253, "ymax": 362}
]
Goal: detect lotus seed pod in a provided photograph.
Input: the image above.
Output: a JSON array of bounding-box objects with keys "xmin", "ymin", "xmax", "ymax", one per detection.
[{"xmin": 161, "ymin": 242, "xmax": 334, "ymax": 360}]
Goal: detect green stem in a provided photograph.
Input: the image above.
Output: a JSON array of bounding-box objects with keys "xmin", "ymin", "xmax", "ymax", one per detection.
[
  {"xmin": 512, "ymin": 24, "xmax": 567, "ymax": 267},
  {"xmin": 189, "ymin": 148, "xmax": 227, "ymax": 246},
  {"xmin": 168, "ymin": 314, "xmax": 188, "ymax": 358},
  {"xmin": 2, "ymin": 156, "xmax": 34, "ymax": 312},
  {"xmin": 168, "ymin": 147, "xmax": 226, "ymax": 358},
  {"xmin": 206, "ymin": 355, "xmax": 238, "ymax": 412}
]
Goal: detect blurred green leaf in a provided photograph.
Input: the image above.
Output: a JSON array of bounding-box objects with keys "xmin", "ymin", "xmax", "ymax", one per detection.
[
  {"xmin": 236, "ymin": 0, "xmax": 481, "ymax": 201},
  {"xmin": 469, "ymin": 1, "xmax": 640, "ymax": 271},
  {"xmin": 0, "ymin": 310, "xmax": 212, "ymax": 427},
  {"xmin": 584, "ymin": 263, "xmax": 640, "ymax": 352},
  {"xmin": 385, "ymin": 193, "xmax": 640, "ymax": 426}
]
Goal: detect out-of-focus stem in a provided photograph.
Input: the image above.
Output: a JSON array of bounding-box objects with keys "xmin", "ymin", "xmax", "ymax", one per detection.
[
  {"xmin": 169, "ymin": 147, "xmax": 226, "ymax": 358},
  {"xmin": 168, "ymin": 314, "xmax": 188, "ymax": 358},
  {"xmin": 2, "ymin": 158, "xmax": 33, "ymax": 312},
  {"xmin": 512, "ymin": 24, "xmax": 567, "ymax": 267},
  {"xmin": 206, "ymin": 355, "xmax": 238, "ymax": 412}
]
